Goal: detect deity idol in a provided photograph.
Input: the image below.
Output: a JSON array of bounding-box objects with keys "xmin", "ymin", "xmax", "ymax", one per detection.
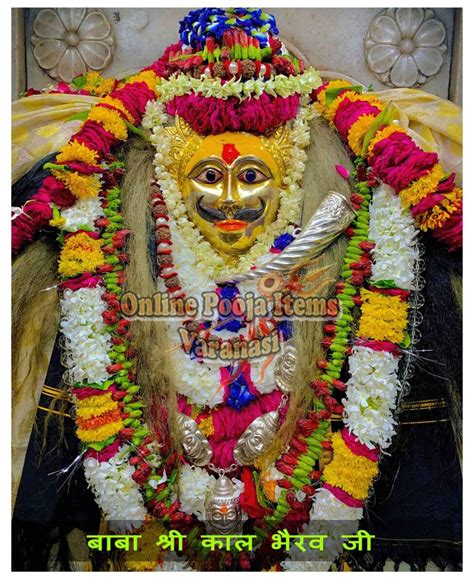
[{"xmin": 12, "ymin": 8, "xmax": 462, "ymax": 572}]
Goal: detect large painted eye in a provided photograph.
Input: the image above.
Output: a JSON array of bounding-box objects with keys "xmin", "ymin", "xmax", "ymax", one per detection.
[
  {"xmin": 194, "ymin": 167, "xmax": 224, "ymax": 184},
  {"xmin": 238, "ymin": 168, "xmax": 268, "ymax": 184}
]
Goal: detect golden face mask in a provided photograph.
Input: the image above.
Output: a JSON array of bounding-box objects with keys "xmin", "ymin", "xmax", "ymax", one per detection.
[{"xmin": 164, "ymin": 119, "xmax": 292, "ymax": 257}]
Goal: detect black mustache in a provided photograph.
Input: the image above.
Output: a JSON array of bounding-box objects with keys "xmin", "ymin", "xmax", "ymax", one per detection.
[{"xmin": 196, "ymin": 197, "xmax": 266, "ymax": 223}]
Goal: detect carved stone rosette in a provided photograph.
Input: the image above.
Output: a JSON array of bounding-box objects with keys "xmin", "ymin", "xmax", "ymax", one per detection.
[
  {"xmin": 31, "ymin": 8, "xmax": 114, "ymax": 82},
  {"xmin": 365, "ymin": 8, "xmax": 447, "ymax": 88}
]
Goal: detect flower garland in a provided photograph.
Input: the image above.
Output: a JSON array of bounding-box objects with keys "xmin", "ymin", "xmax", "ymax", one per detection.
[
  {"xmin": 158, "ymin": 67, "xmax": 321, "ymax": 103},
  {"xmin": 12, "ymin": 69, "xmax": 159, "ymax": 256},
  {"xmin": 313, "ymin": 80, "xmax": 462, "ymax": 251},
  {"xmin": 146, "ymin": 97, "xmax": 315, "ymax": 280}
]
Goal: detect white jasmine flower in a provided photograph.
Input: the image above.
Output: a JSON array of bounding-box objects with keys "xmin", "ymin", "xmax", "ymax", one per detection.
[
  {"xmin": 60, "ymin": 286, "xmax": 111, "ymax": 385},
  {"xmin": 84, "ymin": 446, "xmax": 146, "ymax": 533}
]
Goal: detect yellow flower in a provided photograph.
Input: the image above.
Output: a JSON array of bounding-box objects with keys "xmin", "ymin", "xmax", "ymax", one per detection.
[
  {"xmin": 125, "ymin": 520, "xmax": 167, "ymax": 571},
  {"xmin": 52, "ymin": 168, "xmax": 101, "ymax": 200},
  {"xmin": 325, "ymin": 92, "xmax": 384, "ymax": 123},
  {"xmin": 367, "ymin": 124, "xmax": 406, "ymax": 156},
  {"xmin": 56, "ymin": 139, "xmax": 98, "ymax": 165},
  {"xmin": 418, "ymin": 188, "xmax": 462, "ymax": 231},
  {"xmin": 198, "ymin": 416, "xmax": 214, "ymax": 437},
  {"xmin": 316, "ymin": 80, "xmax": 354, "ymax": 108},
  {"xmin": 88, "ymin": 105, "xmax": 128, "ymax": 141},
  {"xmin": 58, "ymin": 232, "xmax": 105, "ymax": 278},
  {"xmin": 82, "ymin": 71, "xmax": 116, "ymax": 96},
  {"xmin": 49, "ymin": 216, "xmax": 66, "ymax": 228},
  {"xmin": 399, "ymin": 164, "xmax": 445, "ymax": 208},
  {"xmin": 77, "ymin": 420, "xmax": 123, "ymax": 443},
  {"xmin": 347, "ymin": 114, "xmax": 377, "ymax": 156},
  {"xmin": 76, "ymin": 393, "xmax": 117, "ymax": 420},
  {"xmin": 122, "ymin": 70, "xmax": 160, "ymax": 95},
  {"xmin": 358, "ymin": 289, "xmax": 409, "ymax": 344},
  {"xmin": 101, "ymin": 96, "xmax": 134, "ymax": 123},
  {"xmin": 323, "ymin": 431, "xmax": 378, "ymax": 500}
]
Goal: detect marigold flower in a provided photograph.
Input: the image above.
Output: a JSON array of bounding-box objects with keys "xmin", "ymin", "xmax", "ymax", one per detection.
[
  {"xmin": 76, "ymin": 408, "xmax": 122, "ymax": 430},
  {"xmin": 399, "ymin": 163, "xmax": 445, "ymax": 208},
  {"xmin": 58, "ymin": 231, "xmax": 105, "ymax": 278},
  {"xmin": 322, "ymin": 431, "xmax": 378, "ymax": 500},
  {"xmin": 88, "ymin": 105, "xmax": 128, "ymax": 141},
  {"xmin": 52, "ymin": 168, "xmax": 101, "ymax": 200},
  {"xmin": 77, "ymin": 420, "xmax": 123, "ymax": 443},
  {"xmin": 347, "ymin": 114, "xmax": 377, "ymax": 156},
  {"xmin": 418, "ymin": 188, "xmax": 463, "ymax": 231},
  {"xmin": 82, "ymin": 71, "xmax": 116, "ymax": 96},
  {"xmin": 76, "ymin": 393, "xmax": 117, "ymax": 420},
  {"xmin": 101, "ymin": 96, "xmax": 134, "ymax": 123},
  {"xmin": 358, "ymin": 289, "xmax": 409, "ymax": 344},
  {"xmin": 367, "ymin": 124, "xmax": 406, "ymax": 156},
  {"xmin": 326, "ymin": 91, "xmax": 384, "ymax": 123},
  {"xmin": 123, "ymin": 70, "xmax": 160, "ymax": 95},
  {"xmin": 198, "ymin": 415, "xmax": 214, "ymax": 437},
  {"xmin": 316, "ymin": 80, "xmax": 354, "ymax": 108},
  {"xmin": 56, "ymin": 139, "xmax": 99, "ymax": 165}
]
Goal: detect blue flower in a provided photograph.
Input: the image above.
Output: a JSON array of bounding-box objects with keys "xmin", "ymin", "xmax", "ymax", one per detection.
[
  {"xmin": 272, "ymin": 232, "xmax": 295, "ymax": 252},
  {"xmin": 178, "ymin": 7, "xmax": 279, "ymax": 50},
  {"xmin": 225, "ymin": 368, "xmax": 255, "ymax": 410},
  {"xmin": 215, "ymin": 284, "xmax": 246, "ymax": 332},
  {"xmin": 277, "ymin": 320, "xmax": 293, "ymax": 341}
]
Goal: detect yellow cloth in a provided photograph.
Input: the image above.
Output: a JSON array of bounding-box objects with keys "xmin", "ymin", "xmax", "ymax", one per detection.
[
  {"xmin": 12, "ymin": 93, "xmax": 100, "ymax": 183},
  {"xmin": 374, "ymin": 88, "xmax": 462, "ymax": 184}
]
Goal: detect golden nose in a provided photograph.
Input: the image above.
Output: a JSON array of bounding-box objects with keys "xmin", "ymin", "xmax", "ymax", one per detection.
[{"xmin": 217, "ymin": 200, "xmax": 241, "ymax": 218}]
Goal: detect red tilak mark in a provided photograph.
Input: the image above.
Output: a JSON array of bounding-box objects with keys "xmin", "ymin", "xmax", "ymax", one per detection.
[{"xmin": 222, "ymin": 143, "xmax": 240, "ymax": 165}]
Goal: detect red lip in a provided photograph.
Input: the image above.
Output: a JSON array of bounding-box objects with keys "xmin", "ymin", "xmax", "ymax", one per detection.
[{"xmin": 215, "ymin": 219, "xmax": 248, "ymax": 232}]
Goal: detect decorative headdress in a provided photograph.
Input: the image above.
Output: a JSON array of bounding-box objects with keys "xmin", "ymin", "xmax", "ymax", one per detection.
[{"xmin": 143, "ymin": 7, "xmax": 321, "ymax": 136}]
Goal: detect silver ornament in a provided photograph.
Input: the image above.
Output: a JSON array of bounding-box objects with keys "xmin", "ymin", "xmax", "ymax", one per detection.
[
  {"xmin": 205, "ymin": 475, "xmax": 243, "ymax": 535},
  {"xmin": 274, "ymin": 340, "xmax": 297, "ymax": 393},
  {"xmin": 217, "ymin": 191, "xmax": 355, "ymax": 285},
  {"xmin": 233, "ymin": 410, "xmax": 279, "ymax": 466},
  {"xmin": 176, "ymin": 413, "xmax": 212, "ymax": 466}
]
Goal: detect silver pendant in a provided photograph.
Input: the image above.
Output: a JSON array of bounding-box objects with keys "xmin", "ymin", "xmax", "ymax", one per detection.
[
  {"xmin": 233, "ymin": 410, "xmax": 279, "ymax": 466},
  {"xmin": 176, "ymin": 413, "xmax": 212, "ymax": 466},
  {"xmin": 274, "ymin": 340, "xmax": 297, "ymax": 393},
  {"xmin": 205, "ymin": 475, "xmax": 243, "ymax": 535}
]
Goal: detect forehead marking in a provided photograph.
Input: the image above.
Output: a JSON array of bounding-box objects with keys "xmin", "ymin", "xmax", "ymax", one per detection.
[{"xmin": 222, "ymin": 143, "xmax": 241, "ymax": 165}]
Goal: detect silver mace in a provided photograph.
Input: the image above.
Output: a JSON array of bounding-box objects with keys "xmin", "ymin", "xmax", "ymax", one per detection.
[{"xmin": 216, "ymin": 191, "xmax": 356, "ymax": 285}]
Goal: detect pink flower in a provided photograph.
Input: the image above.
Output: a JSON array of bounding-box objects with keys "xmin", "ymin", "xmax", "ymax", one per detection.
[
  {"xmin": 433, "ymin": 213, "xmax": 462, "ymax": 252},
  {"xmin": 335, "ymin": 164, "xmax": 350, "ymax": 180},
  {"xmin": 109, "ymin": 82, "xmax": 156, "ymax": 125},
  {"xmin": 74, "ymin": 120, "xmax": 116, "ymax": 157},
  {"xmin": 166, "ymin": 93, "xmax": 299, "ymax": 135},
  {"xmin": 59, "ymin": 272, "xmax": 102, "ymax": 290},
  {"xmin": 369, "ymin": 131, "xmax": 438, "ymax": 193},
  {"xmin": 334, "ymin": 97, "xmax": 381, "ymax": 139}
]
